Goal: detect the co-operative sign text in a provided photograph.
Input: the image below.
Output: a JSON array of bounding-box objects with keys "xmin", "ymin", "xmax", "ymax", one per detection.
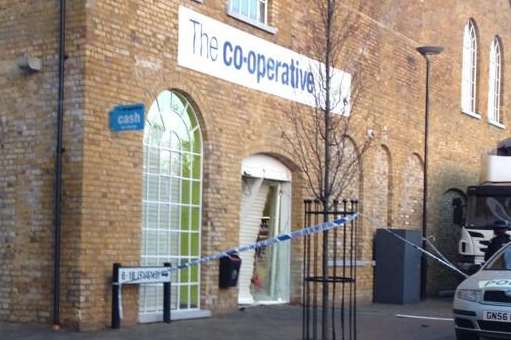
[{"xmin": 177, "ymin": 6, "xmax": 351, "ymax": 114}]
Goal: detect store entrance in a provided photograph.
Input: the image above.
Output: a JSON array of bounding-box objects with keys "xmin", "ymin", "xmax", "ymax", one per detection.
[{"xmin": 238, "ymin": 155, "xmax": 292, "ymax": 305}]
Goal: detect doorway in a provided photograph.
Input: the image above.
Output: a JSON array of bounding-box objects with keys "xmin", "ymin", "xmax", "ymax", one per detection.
[{"xmin": 238, "ymin": 155, "xmax": 292, "ymax": 305}]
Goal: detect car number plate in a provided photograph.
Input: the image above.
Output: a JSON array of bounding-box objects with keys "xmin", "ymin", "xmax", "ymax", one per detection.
[{"xmin": 484, "ymin": 311, "xmax": 511, "ymax": 322}]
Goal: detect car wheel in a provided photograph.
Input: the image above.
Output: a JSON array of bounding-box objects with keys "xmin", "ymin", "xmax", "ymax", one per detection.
[{"xmin": 455, "ymin": 329, "xmax": 479, "ymax": 340}]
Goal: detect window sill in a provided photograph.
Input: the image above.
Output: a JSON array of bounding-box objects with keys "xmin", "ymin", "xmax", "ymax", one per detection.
[
  {"xmin": 226, "ymin": 9, "xmax": 277, "ymax": 34},
  {"xmin": 139, "ymin": 309, "xmax": 211, "ymax": 323},
  {"xmin": 488, "ymin": 120, "xmax": 505, "ymax": 129},
  {"xmin": 461, "ymin": 110, "xmax": 481, "ymax": 120}
]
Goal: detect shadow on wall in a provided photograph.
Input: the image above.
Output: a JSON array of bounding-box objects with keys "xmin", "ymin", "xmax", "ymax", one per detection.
[{"xmin": 427, "ymin": 169, "xmax": 475, "ymax": 296}]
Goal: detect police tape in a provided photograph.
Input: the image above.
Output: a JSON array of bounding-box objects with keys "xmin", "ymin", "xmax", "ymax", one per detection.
[
  {"xmin": 115, "ymin": 214, "xmax": 358, "ymax": 320},
  {"xmin": 354, "ymin": 212, "xmax": 469, "ymax": 279},
  {"xmin": 119, "ymin": 213, "xmax": 358, "ymax": 284},
  {"xmin": 169, "ymin": 213, "xmax": 358, "ymax": 273},
  {"xmin": 381, "ymin": 228, "xmax": 469, "ymax": 279}
]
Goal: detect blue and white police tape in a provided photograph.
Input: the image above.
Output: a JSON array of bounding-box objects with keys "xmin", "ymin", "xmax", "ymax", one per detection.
[
  {"xmin": 355, "ymin": 212, "xmax": 469, "ymax": 279},
  {"xmin": 381, "ymin": 228, "xmax": 469, "ymax": 279},
  {"xmin": 116, "ymin": 214, "xmax": 357, "ymax": 319},
  {"xmin": 168, "ymin": 212, "xmax": 358, "ymax": 273}
]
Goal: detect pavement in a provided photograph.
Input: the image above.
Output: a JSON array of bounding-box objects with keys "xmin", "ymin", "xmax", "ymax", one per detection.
[{"xmin": 0, "ymin": 299, "xmax": 457, "ymax": 340}]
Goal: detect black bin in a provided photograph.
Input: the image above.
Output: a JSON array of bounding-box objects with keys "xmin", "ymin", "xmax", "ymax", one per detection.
[{"xmin": 219, "ymin": 254, "xmax": 242, "ymax": 288}]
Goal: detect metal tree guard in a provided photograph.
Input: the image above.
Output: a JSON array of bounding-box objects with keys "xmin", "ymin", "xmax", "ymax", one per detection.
[{"xmin": 303, "ymin": 199, "xmax": 359, "ymax": 340}]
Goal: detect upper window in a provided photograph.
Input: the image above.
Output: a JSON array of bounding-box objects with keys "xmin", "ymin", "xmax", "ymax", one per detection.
[
  {"xmin": 461, "ymin": 19, "xmax": 479, "ymax": 116},
  {"xmin": 229, "ymin": 0, "xmax": 268, "ymax": 25},
  {"xmin": 488, "ymin": 37, "xmax": 503, "ymax": 127}
]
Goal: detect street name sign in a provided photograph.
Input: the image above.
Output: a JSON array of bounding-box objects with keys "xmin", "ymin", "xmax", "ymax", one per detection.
[{"xmin": 118, "ymin": 266, "xmax": 171, "ymax": 285}]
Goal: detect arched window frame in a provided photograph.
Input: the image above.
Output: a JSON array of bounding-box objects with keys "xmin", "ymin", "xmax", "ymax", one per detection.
[
  {"xmin": 461, "ymin": 19, "xmax": 479, "ymax": 117},
  {"xmin": 488, "ymin": 37, "xmax": 504, "ymax": 127},
  {"xmin": 140, "ymin": 90, "xmax": 204, "ymax": 321}
]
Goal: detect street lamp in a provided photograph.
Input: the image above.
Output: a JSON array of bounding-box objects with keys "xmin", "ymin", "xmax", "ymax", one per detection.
[{"xmin": 416, "ymin": 45, "xmax": 443, "ymax": 299}]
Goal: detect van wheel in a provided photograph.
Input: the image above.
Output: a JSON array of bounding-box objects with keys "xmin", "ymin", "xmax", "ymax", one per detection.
[{"xmin": 455, "ymin": 329, "xmax": 479, "ymax": 340}]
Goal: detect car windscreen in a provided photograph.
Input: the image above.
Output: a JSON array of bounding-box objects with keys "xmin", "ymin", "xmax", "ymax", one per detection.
[{"xmin": 485, "ymin": 244, "xmax": 511, "ymax": 270}]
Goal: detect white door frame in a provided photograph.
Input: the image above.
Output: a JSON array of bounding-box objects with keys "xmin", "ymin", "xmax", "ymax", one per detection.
[{"xmin": 239, "ymin": 155, "xmax": 292, "ymax": 305}]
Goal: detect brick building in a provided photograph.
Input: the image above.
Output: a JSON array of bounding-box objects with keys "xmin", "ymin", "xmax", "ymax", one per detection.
[{"xmin": 0, "ymin": 0, "xmax": 510, "ymax": 330}]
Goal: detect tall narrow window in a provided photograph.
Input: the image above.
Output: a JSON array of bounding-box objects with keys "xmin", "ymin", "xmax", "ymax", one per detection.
[
  {"xmin": 229, "ymin": 0, "xmax": 268, "ymax": 25},
  {"xmin": 461, "ymin": 19, "xmax": 478, "ymax": 115},
  {"xmin": 488, "ymin": 37, "xmax": 503, "ymax": 126},
  {"xmin": 140, "ymin": 90, "xmax": 203, "ymax": 321}
]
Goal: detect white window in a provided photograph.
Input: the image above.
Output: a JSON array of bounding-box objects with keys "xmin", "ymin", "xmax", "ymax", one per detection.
[
  {"xmin": 488, "ymin": 37, "xmax": 503, "ymax": 126},
  {"xmin": 461, "ymin": 19, "xmax": 478, "ymax": 116},
  {"xmin": 229, "ymin": 0, "xmax": 268, "ymax": 25},
  {"xmin": 140, "ymin": 90, "xmax": 203, "ymax": 322}
]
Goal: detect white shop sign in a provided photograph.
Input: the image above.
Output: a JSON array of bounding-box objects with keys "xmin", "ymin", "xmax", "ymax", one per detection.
[
  {"xmin": 119, "ymin": 267, "xmax": 171, "ymax": 285},
  {"xmin": 178, "ymin": 6, "xmax": 351, "ymax": 114}
]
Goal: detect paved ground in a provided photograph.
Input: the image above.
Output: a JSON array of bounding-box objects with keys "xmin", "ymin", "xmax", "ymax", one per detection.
[{"xmin": 0, "ymin": 299, "xmax": 457, "ymax": 340}]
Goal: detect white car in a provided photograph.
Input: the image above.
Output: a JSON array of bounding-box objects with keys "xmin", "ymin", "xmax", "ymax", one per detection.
[{"xmin": 454, "ymin": 242, "xmax": 511, "ymax": 339}]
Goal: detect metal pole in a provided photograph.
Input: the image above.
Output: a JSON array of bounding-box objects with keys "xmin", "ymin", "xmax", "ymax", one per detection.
[
  {"xmin": 421, "ymin": 57, "xmax": 430, "ymax": 300},
  {"xmin": 112, "ymin": 263, "xmax": 121, "ymax": 329},
  {"xmin": 416, "ymin": 45, "xmax": 443, "ymax": 299},
  {"xmin": 53, "ymin": 0, "xmax": 66, "ymax": 329},
  {"xmin": 163, "ymin": 263, "xmax": 171, "ymax": 323}
]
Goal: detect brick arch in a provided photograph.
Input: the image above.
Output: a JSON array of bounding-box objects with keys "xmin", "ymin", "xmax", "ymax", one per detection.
[
  {"xmin": 427, "ymin": 188, "xmax": 467, "ymax": 295},
  {"xmin": 338, "ymin": 135, "xmax": 364, "ymax": 202},
  {"xmin": 357, "ymin": 143, "xmax": 393, "ymax": 260},
  {"xmin": 397, "ymin": 153, "xmax": 424, "ymax": 229},
  {"xmin": 381, "ymin": 145, "xmax": 394, "ymax": 226},
  {"xmin": 138, "ymin": 71, "xmax": 212, "ymax": 145},
  {"xmin": 411, "ymin": 152, "xmax": 424, "ymax": 165},
  {"xmin": 241, "ymin": 150, "xmax": 301, "ymax": 174},
  {"xmin": 367, "ymin": 144, "xmax": 393, "ymax": 229}
]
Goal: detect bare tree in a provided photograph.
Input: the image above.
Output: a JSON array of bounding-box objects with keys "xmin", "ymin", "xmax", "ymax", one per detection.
[
  {"xmin": 282, "ymin": 1, "xmax": 372, "ymax": 339},
  {"xmin": 283, "ymin": 0, "xmax": 371, "ymax": 207}
]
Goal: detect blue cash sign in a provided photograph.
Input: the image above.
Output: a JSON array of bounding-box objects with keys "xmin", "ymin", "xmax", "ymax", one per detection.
[{"xmin": 109, "ymin": 103, "xmax": 145, "ymax": 132}]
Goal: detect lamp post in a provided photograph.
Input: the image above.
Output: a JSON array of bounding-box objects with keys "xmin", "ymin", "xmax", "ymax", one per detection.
[{"xmin": 416, "ymin": 46, "xmax": 443, "ymax": 299}]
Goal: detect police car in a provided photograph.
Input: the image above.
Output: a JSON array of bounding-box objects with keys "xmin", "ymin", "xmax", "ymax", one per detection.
[{"xmin": 454, "ymin": 242, "xmax": 511, "ymax": 339}]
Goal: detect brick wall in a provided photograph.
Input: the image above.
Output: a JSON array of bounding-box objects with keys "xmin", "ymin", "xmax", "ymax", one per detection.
[
  {"xmin": 1, "ymin": 0, "xmax": 511, "ymax": 330},
  {"xmin": 421, "ymin": 0, "xmax": 511, "ymax": 296},
  {"xmin": 0, "ymin": 0, "xmax": 86, "ymax": 324}
]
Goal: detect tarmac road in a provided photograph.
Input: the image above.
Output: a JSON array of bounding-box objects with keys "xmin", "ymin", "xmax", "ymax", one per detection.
[{"xmin": 0, "ymin": 299, "xmax": 456, "ymax": 340}]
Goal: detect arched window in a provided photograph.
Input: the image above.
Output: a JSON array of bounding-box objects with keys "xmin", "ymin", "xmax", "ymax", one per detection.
[
  {"xmin": 140, "ymin": 90, "xmax": 203, "ymax": 321},
  {"xmin": 488, "ymin": 37, "xmax": 503, "ymax": 126},
  {"xmin": 461, "ymin": 19, "xmax": 478, "ymax": 115}
]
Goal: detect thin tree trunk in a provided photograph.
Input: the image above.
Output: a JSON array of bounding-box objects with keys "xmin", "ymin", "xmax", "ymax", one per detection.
[{"xmin": 322, "ymin": 1, "xmax": 333, "ymax": 338}]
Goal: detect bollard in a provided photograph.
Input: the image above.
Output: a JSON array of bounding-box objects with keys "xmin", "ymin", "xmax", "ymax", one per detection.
[
  {"xmin": 163, "ymin": 262, "xmax": 172, "ymax": 323},
  {"xmin": 112, "ymin": 263, "xmax": 121, "ymax": 329}
]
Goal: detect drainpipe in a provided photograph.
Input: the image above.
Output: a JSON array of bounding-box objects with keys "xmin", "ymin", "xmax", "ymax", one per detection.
[{"xmin": 53, "ymin": 0, "xmax": 66, "ymax": 329}]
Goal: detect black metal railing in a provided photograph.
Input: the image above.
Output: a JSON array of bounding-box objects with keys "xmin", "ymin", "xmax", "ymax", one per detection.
[{"xmin": 303, "ymin": 199, "xmax": 359, "ymax": 340}]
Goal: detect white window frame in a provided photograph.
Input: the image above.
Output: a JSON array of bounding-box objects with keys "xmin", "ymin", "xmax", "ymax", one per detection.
[
  {"xmin": 227, "ymin": 0, "xmax": 277, "ymax": 34},
  {"xmin": 140, "ymin": 91, "xmax": 205, "ymax": 322},
  {"xmin": 461, "ymin": 19, "xmax": 480, "ymax": 118},
  {"xmin": 488, "ymin": 37, "xmax": 504, "ymax": 128}
]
